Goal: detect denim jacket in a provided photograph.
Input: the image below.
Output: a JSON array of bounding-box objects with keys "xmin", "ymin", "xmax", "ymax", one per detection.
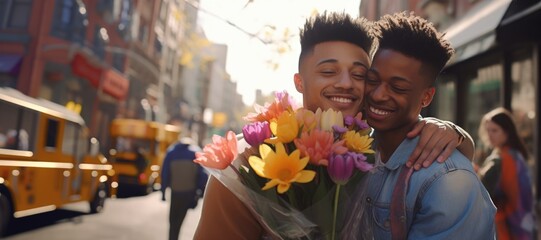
[{"xmin": 363, "ymin": 137, "xmax": 496, "ymax": 239}]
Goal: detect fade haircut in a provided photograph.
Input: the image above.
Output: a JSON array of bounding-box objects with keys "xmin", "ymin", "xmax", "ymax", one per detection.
[
  {"xmin": 299, "ymin": 12, "xmax": 373, "ymax": 70},
  {"xmin": 373, "ymin": 12, "xmax": 454, "ymax": 84}
]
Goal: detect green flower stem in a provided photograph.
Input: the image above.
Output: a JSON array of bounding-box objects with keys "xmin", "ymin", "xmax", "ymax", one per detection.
[
  {"xmin": 286, "ymin": 188, "xmax": 298, "ymax": 209},
  {"xmin": 332, "ymin": 184, "xmax": 341, "ymax": 240}
]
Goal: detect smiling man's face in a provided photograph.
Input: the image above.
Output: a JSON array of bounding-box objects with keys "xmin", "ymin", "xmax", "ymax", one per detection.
[
  {"xmin": 364, "ymin": 48, "xmax": 435, "ymax": 134},
  {"xmin": 294, "ymin": 41, "xmax": 370, "ymax": 118}
]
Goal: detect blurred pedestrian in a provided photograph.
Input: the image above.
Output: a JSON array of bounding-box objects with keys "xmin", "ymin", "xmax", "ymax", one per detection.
[
  {"xmin": 478, "ymin": 107, "xmax": 535, "ymax": 240},
  {"xmin": 161, "ymin": 137, "xmax": 208, "ymax": 240}
]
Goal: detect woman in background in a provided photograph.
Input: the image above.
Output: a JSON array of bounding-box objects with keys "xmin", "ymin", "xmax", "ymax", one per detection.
[{"xmin": 478, "ymin": 107, "xmax": 535, "ymax": 240}]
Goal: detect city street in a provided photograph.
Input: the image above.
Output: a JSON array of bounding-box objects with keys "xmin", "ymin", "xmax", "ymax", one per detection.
[{"xmin": 2, "ymin": 192, "xmax": 203, "ymax": 240}]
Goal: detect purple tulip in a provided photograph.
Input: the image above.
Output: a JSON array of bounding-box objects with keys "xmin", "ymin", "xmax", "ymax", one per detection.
[
  {"xmin": 242, "ymin": 121, "xmax": 271, "ymax": 146},
  {"xmin": 344, "ymin": 115, "xmax": 355, "ymax": 127},
  {"xmin": 327, "ymin": 153, "xmax": 355, "ymax": 185},
  {"xmin": 332, "ymin": 125, "xmax": 348, "ymax": 134},
  {"xmin": 355, "ymin": 118, "xmax": 370, "ymax": 130},
  {"xmin": 349, "ymin": 152, "xmax": 373, "ymax": 172}
]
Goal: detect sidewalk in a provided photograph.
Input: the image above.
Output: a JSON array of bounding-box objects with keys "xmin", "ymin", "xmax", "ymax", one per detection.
[{"xmin": 179, "ymin": 198, "xmax": 203, "ymax": 240}]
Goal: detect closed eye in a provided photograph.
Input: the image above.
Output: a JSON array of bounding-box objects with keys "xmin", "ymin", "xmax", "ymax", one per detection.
[
  {"xmin": 352, "ymin": 74, "xmax": 365, "ymax": 80},
  {"xmin": 366, "ymin": 77, "xmax": 379, "ymax": 85},
  {"xmin": 392, "ymin": 86, "xmax": 409, "ymax": 93},
  {"xmin": 320, "ymin": 70, "xmax": 337, "ymax": 76}
]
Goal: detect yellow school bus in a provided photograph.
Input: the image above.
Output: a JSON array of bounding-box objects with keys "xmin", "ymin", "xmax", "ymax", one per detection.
[
  {"xmin": 0, "ymin": 87, "xmax": 113, "ymax": 236},
  {"xmin": 108, "ymin": 119, "xmax": 180, "ymax": 197}
]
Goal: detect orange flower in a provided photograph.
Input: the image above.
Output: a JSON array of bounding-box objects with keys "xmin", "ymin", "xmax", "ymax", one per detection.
[
  {"xmin": 194, "ymin": 131, "xmax": 238, "ymax": 170},
  {"xmin": 244, "ymin": 91, "xmax": 296, "ymax": 123},
  {"xmin": 296, "ymin": 108, "xmax": 320, "ymax": 132},
  {"xmin": 294, "ymin": 129, "xmax": 347, "ymax": 166}
]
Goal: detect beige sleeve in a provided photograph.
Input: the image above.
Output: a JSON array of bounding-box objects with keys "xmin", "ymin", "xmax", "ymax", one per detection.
[{"xmin": 194, "ymin": 176, "xmax": 264, "ymax": 240}]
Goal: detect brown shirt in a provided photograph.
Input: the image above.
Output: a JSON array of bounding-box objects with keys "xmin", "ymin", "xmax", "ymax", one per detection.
[{"xmin": 194, "ymin": 176, "xmax": 264, "ymax": 240}]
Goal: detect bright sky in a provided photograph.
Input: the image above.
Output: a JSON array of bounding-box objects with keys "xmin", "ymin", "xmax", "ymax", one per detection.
[{"xmin": 198, "ymin": 0, "xmax": 361, "ymax": 106}]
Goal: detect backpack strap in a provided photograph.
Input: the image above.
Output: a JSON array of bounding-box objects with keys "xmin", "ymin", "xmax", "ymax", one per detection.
[{"xmin": 390, "ymin": 166, "xmax": 414, "ymax": 240}]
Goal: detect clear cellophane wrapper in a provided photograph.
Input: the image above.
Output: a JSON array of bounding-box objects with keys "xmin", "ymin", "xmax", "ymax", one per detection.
[{"xmin": 203, "ymin": 137, "xmax": 370, "ymax": 240}]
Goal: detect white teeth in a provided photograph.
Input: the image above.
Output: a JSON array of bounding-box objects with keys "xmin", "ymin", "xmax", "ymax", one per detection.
[
  {"xmin": 330, "ymin": 97, "xmax": 352, "ymax": 103},
  {"xmin": 370, "ymin": 106, "xmax": 390, "ymax": 115}
]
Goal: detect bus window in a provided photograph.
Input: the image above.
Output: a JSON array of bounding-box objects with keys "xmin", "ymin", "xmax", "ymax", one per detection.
[
  {"xmin": 0, "ymin": 100, "xmax": 33, "ymax": 151},
  {"xmin": 20, "ymin": 108, "xmax": 37, "ymax": 151},
  {"xmin": 115, "ymin": 136, "xmax": 133, "ymax": 152},
  {"xmin": 5, "ymin": 130, "xmax": 29, "ymax": 151},
  {"xmin": 77, "ymin": 128, "xmax": 87, "ymax": 160},
  {"xmin": 134, "ymin": 139, "xmax": 151, "ymax": 155},
  {"xmin": 0, "ymin": 100, "xmax": 19, "ymax": 149},
  {"xmin": 62, "ymin": 122, "xmax": 77, "ymax": 155},
  {"xmin": 45, "ymin": 119, "xmax": 59, "ymax": 148},
  {"xmin": 114, "ymin": 137, "xmax": 151, "ymax": 154}
]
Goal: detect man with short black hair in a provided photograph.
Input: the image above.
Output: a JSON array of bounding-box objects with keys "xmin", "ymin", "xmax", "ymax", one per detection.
[{"xmin": 343, "ymin": 12, "xmax": 496, "ymax": 239}]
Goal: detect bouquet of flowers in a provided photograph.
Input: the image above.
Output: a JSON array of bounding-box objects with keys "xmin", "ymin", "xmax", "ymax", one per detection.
[{"xmin": 194, "ymin": 91, "xmax": 374, "ymax": 240}]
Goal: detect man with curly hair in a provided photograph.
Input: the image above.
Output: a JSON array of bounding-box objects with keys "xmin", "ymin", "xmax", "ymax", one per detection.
[{"xmin": 343, "ymin": 12, "xmax": 496, "ymax": 239}]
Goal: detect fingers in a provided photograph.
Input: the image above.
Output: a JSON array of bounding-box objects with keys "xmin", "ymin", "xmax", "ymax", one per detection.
[
  {"xmin": 407, "ymin": 120, "xmax": 426, "ymax": 138},
  {"xmin": 410, "ymin": 136, "xmax": 442, "ymax": 170},
  {"xmin": 420, "ymin": 138, "xmax": 448, "ymax": 168},
  {"xmin": 433, "ymin": 143, "xmax": 456, "ymax": 164},
  {"xmin": 407, "ymin": 119, "xmax": 458, "ymax": 170},
  {"xmin": 406, "ymin": 126, "xmax": 435, "ymax": 169}
]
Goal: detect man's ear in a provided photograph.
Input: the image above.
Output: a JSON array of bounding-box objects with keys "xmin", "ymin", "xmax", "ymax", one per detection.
[
  {"xmin": 294, "ymin": 73, "xmax": 304, "ymax": 93},
  {"xmin": 421, "ymin": 87, "xmax": 436, "ymax": 107}
]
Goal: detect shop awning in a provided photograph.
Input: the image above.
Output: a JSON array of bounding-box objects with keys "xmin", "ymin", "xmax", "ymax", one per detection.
[
  {"xmin": 497, "ymin": 1, "xmax": 541, "ymax": 43},
  {"xmin": 444, "ymin": 0, "xmax": 511, "ymax": 65},
  {"xmin": 0, "ymin": 54, "xmax": 22, "ymax": 75}
]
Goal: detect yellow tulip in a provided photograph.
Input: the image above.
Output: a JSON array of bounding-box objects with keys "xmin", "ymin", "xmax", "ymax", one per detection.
[
  {"xmin": 319, "ymin": 108, "xmax": 344, "ymax": 132},
  {"xmin": 265, "ymin": 111, "xmax": 299, "ymax": 144},
  {"xmin": 248, "ymin": 142, "xmax": 316, "ymax": 194}
]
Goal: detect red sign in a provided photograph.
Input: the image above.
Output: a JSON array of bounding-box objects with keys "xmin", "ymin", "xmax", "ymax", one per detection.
[
  {"xmin": 71, "ymin": 53, "xmax": 100, "ymax": 87},
  {"xmin": 71, "ymin": 53, "xmax": 129, "ymax": 100},
  {"xmin": 102, "ymin": 69, "xmax": 129, "ymax": 100}
]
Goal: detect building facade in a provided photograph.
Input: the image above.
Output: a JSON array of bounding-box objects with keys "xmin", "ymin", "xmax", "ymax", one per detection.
[{"xmin": 0, "ymin": 0, "xmax": 133, "ymax": 150}]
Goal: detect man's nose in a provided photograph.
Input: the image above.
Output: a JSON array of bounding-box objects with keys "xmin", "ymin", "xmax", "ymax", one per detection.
[
  {"xmin": 334, "ymin": 72, "xmax": 353, "ymax": 89},
  {"xmin": 370, "ymin": 84, "xmax": 389, "ymax": 101}
]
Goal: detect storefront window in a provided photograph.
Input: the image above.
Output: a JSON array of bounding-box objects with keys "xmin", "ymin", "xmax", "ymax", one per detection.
[
  {"xmin": 434, "ymin": 76, "xmax": 456, "ymax": 121},
  {"xmin": 511, "ymin": 52, "xmax": 536, "ymax": 164},
  {"xmin": 465, "ymin": 63, "xmax": 502, "ymax": 161}
]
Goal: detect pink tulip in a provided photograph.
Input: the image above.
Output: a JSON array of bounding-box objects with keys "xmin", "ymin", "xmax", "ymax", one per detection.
[{"xmin": 194, "ymin": 131, "xmax": 238, "ymax": 170}]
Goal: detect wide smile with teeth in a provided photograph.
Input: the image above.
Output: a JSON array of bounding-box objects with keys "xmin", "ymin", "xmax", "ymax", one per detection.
[
  {"xmin": 370, "ymin": 106, "xmax": 391, "ymax": 116},
  {"xmin": 329, "ymin": 97, "xmax": 353, "ymax": 104}
]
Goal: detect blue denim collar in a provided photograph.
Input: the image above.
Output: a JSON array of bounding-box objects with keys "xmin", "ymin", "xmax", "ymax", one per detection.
[{"xmin": 379, "ymin": 136, "xmax": 419, "ymax": 171}]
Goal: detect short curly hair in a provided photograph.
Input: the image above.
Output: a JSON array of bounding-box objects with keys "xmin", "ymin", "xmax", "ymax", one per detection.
[
  {"xmin": 299, "ymin": 12, "xmax": 374, "ymax": 68},
  {"xmin": 373, "ymin": 12, "xmax": 454, "ymax": 83}
]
